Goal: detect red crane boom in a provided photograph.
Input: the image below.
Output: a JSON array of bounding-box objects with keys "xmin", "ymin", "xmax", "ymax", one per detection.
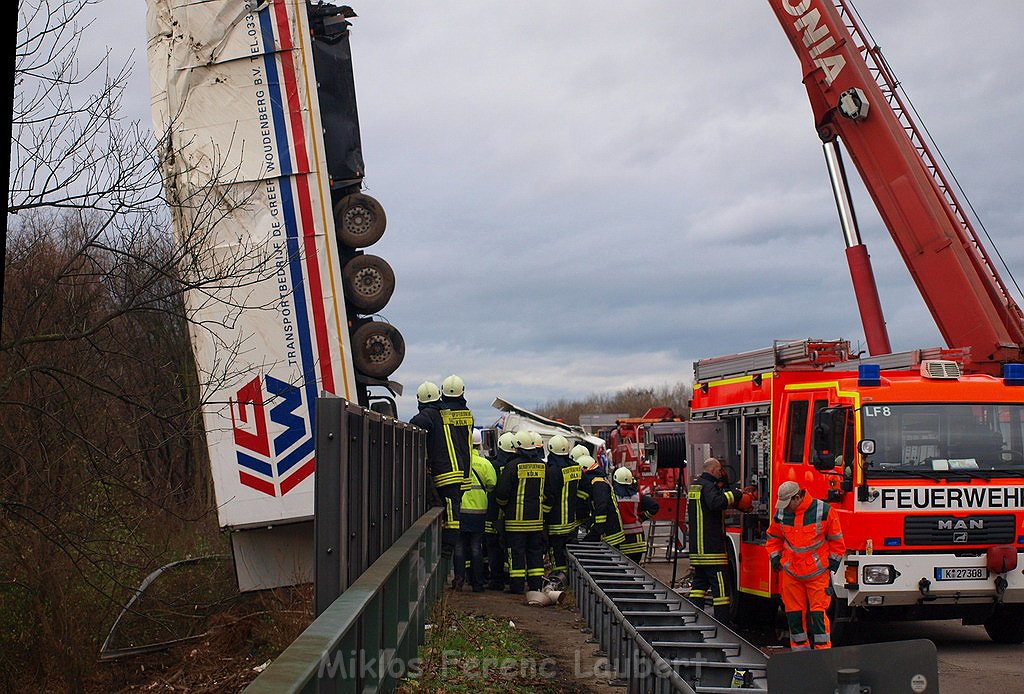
[{"xmin": 768, "ymin": 0, "xmax": 1024, "ymax": 373}]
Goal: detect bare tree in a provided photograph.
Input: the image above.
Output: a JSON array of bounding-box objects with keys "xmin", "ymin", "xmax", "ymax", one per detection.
[{"xmin": 1, "ymin": 2, "xmax": 272, "ymax": 689}]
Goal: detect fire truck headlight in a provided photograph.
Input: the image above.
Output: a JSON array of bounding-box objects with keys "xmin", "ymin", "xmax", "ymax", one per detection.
[{"xmin": 862, "ymin": 565, "xmax": 896, "ymax": 584}]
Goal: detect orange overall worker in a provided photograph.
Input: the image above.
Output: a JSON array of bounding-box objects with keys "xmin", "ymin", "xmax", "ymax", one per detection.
[{"xmin": 766, "ymin": 481, "xmax": 846, "ymax": 650}]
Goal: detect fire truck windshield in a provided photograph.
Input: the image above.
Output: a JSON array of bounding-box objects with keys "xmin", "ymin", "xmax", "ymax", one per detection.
[{"xmin": 861, "ymin": 403, "xmax": 1024, "ymax": 476}]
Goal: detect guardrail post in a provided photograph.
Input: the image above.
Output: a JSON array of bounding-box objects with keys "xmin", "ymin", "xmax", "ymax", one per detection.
[{"xmin": 315, "ymin": 396, "xmax": 345, "ymax": 616}]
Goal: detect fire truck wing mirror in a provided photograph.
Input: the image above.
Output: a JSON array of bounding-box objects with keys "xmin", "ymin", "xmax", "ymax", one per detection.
[
  {"xmin": 859, "ymin": 439, "xmax": 876, "ymax": 456},
  {"xmin": 812, "ymin": 406, "xmax": 852, "ymax": 471}
]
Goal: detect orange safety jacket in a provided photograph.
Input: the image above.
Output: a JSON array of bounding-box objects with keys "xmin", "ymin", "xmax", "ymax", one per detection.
[{"xmin": 766, "ymin": 493, "xmax": 845, "ymax": 580}]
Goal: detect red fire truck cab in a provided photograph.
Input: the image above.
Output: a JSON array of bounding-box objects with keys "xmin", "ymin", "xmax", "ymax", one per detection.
[{"xmin": 689, "ymin": 339, "xmax": 1024, "ymax": 643}]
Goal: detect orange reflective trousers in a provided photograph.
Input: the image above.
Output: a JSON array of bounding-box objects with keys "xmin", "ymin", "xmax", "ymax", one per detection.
[{"xmin": 780, "ymin": 570, "xmax": 832, "ymax": 650}]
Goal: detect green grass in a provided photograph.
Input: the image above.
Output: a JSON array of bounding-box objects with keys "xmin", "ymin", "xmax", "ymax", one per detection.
[{"xmin": 401, "ymin": 600, "xmax": 564, "ymax": 693}]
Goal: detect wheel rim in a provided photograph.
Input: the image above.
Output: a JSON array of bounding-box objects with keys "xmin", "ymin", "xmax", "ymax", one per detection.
[
  {"xmin": 353, "ymin": 266, "xmax": 383, "ymax": 295},
  {"xmin": 363, "ymin": 333, "xmax": 394, "ymax": 365},
  {"xmin": 343, "ymin": 204, "xmax": 374, "ymax": 239}
]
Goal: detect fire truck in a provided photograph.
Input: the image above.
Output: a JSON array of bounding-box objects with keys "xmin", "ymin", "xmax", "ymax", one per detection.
[
  {"xmin": 607, "ymin": 409, "xmax": 687, "ymax": 529},
  {"xmin": 685, "ymin": 1, "xmax": 1024, "ymax": 642}
]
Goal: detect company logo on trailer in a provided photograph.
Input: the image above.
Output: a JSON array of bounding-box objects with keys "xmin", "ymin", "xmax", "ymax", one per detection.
[
  {"xmin": 231, "ymin": 375, "xmax": 315, "ymax": 497},
  {"xmin": 783, "ymin": 0, "xmax": 846, "ymax": 85}
]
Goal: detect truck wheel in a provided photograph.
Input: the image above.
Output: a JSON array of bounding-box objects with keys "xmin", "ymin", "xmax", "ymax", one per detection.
[
  {"xmin": 342, "ymin": 254, "xmax": 395, "ymax": 313},
  {"xmin": 984, "ymin": 606, "xmax": 1024, "ymax": 644},
  {"xmin": 351, "ymin": 320, "xmax": 404, "ymax": 379},
  {"xmin": 334, "ymin": 193, "xmax": 386, "ymax": 248}
]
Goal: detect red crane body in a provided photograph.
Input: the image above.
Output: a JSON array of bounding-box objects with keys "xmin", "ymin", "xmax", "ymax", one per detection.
[{"xmin": 768, "ymin": 0, "xmax": 1024, "ymax": 373}]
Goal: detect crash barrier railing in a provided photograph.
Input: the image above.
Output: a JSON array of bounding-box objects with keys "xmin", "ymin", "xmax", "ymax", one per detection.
[
  {"xmin": 568, "ymin": 543, "xmax": 769, "ymax": 693},
  {"xmin": 244, "ymin": 506, "xmax": 446, "ymax": 694},
  {"xmin": 312, "ymin": 396, "xmax": 428, "ymax": 614}
]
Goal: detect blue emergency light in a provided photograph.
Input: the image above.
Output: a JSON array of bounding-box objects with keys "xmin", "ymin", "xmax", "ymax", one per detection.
[
  {"xmin": 884, "ymin": 537, "xmax": 901, "ymax": 547},
  {"xmin": 858, "ymin": 364, "xmax": 881, "ymax": 387},
  {"xmin": 1003, "ymin": 363, "xmax": 1024, "ymax": 386}
]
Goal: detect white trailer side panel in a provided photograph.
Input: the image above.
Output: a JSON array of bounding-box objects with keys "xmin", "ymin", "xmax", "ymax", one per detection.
[{"xmin": 147, "ymin": 0, "xmax": 357, "ymax": 529}]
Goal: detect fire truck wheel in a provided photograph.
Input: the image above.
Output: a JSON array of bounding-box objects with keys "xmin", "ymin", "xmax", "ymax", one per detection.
[
  {"xmin": 342, "ymin": 254, "xmax": 395, "ymax": 314},
  {"xmin": 351, "ymin": 320, "xmax": 405, "ymax": 379},
  {"xmin": 335, "ymin": 193, "xmax": 387, "ymax": 248},
  {"xmin": 984, "ymin": 606, "xmax": 1024, "ymax": 644}
]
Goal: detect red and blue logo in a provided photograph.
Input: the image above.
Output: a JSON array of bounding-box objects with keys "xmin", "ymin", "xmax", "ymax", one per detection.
[{"xmin": 231, "ymin": 375, "xmax": 316, "ymax": 496}]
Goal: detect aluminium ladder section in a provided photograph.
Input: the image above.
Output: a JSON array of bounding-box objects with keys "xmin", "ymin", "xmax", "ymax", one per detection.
[
  {"xmin": 568, "ymin": 543, "xmax": 768, "ymax": 693},
  {"xmin": 694, "ymin": 337, "xmax": 970, "ymax": 382}
]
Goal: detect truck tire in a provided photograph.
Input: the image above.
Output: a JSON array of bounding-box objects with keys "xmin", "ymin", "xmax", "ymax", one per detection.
[
  {"xmin": 334, "ymin": 192, "xmax": 386, "ymax": 248},
  {"xmin": 342, "ymin": 254, "xmax": 395, "ymax": 313},
  {"xmin": 984, "ymin": 606, "xmax": 1024, "ymax": 644},
  {"xmin": 351, "ymin": 320, "xmax": 404, "ymax": 379}
]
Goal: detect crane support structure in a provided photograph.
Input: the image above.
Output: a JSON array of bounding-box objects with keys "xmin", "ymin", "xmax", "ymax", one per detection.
[{"xmin": 768, "ymin": 0, "xmax": 1024, "ymax": 373}]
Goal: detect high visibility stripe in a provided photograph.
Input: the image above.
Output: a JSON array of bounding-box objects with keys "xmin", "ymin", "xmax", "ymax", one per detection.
[
  {"xmin": 690, "ymin": 554, "xmax": 728, "ymax": 566},
  {"xmin": 434, "ymin": 471, "xmax": 463, "ymax": 487},
  {"xmin": 527, "ymin": 568, "xmax": 545, "ymax": 577},
  {"xmin": 603, "ymin": 530, "xmax": 625, "ymax": 545},
  {"xmin": 442, "ymin": 424, "xmax": 458, "ymax": 473},
  {"xmin": 689, "ymin": 485, "xmax": 705, "ymax": 556},
  {"xmin": 784, "ymin": 537, "xmax": 826, "ymax": 553},
  {"xmin": 620, "ymin": 540, "xmax": 646, "ymax": 554},
  {"xmin": 548, "ymin": 523, "xmax": 576, "ymax": 534},
  {"xmin": 515, "ymin": 475, "xmax": 527, "ymax": 523},
  {"xmin": 505, "ymin": 520, "xmax": 544, "ymax": 531}
]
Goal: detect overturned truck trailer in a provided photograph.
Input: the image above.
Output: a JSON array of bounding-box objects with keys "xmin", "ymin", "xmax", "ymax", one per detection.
[{"xmin": 146, "ymin": 0, "xmax": 402, "ymax": 589}]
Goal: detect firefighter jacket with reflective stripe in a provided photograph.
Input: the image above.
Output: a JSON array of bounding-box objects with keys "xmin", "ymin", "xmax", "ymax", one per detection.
[
  {"xmin": 545, "ymin": 453, "xmax": 582, "ymax": 535},
  {"xmin": 578, "ymin": 470, "xmax": 625, "ymax": 545},
  {"xmin": 462, "ymin": 452, "xmax": 496, "ymax": 514},
  {"xmin": 613, "ymin": 481, "xmax": 659, "ymax": 535},
  {"xmin": 494, "ymin": 454, "xmax": 557, "ymax": 532},
  {"xmin": 766, "ymin": 493, "xmax": 845, "ymax": 580},
  {"xmin": 485, "ymin": 449, "xmax": 512, "ymax": 533},
  {"xmin": 687, "ymin": 472, "xmax": 740, "ymax": 566},
  {"xmin": 460, "ymin": 451, "xmax": 496, "ymax": 533},
  {"xmin": 409, "ymin": 399, "xmax": 474, "ymax": 489}
]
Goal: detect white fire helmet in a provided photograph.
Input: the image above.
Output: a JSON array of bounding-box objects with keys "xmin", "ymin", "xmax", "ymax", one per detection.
[
  {"xmin": 569, "ymin": 444, "xmax": 590, "ymax": 462},
  {"xmin": 512, "ymin": 430, "xmax": 534, "ymax": 451},
  {"xmin": 472, "ymin": 429, "xmax": 482, "ymax": 446},
  {"xmin": 497, "ymin": 431, "xmax": 516, "ymax": 453},
  {"xmin": 613, "ymin": 467, "xmax": 635, "ymax": 485},
  {"xmin": 441, "ymin": 374, "xmax": 465, "ymax": 397},
  {"xmin": 547, "ymin": 434, "xmax": 571, "ymax": 456},
  {"xmin": 416, "ymin": 381, "xmax": 440, "ymax": 403}
]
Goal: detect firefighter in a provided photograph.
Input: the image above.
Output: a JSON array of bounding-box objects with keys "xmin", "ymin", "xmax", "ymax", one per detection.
[
  {"xmin": 453, "ymin": 429, "xmax": 496, "ymax": 592},
  {"xmin": 485, "ymin": 431, "xmax": 516, "ymax": 590},
  {"xmin": 494, "ymin": 430, "xmax": 556, "ymax": 594},
  {"xmin": 544, "ymin": 434, "xmax": 582, "ymax": 578},
  {"xmin": 577, "ymin": 455, "xmax": 625, "ymax": 548},
  {"xmin": 687, "ymin": 457, "xmax": 750, "ymax": 624},
  {"xmin": 612, "ymin": 467, "xmax": 660, "ymax": 564},
  {"xmin": 766, "ymin": 481, "xmax": 846, "ymax": 650},
  {"xmin": 409, "ymin": 377, "xmax": 473, "ymax": 556}
]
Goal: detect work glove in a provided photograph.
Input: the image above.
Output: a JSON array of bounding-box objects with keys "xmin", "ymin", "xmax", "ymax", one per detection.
[
  {"xmin": 770, "ymin": 555, "xmax": 782, "ymax": 572},
  {"xmin": 829, "ymin": 557, "xmax": 842, "ymax": 573}
]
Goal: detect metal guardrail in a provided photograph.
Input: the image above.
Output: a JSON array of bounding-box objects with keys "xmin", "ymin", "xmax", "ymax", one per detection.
[
  {"xmin": 245, "ymin": 397, "xmax": 443, "ymax": 693},
  {"xmin": 313, "ymin": 397, "xmax": 428, "ymax": 615},
  {"xmin": 244, "ymin": 507, "xmax": 446, "ymax": 693},
  {"xmin": 569, "ymin": 543, "xmax": 768, "ymax": 693}
]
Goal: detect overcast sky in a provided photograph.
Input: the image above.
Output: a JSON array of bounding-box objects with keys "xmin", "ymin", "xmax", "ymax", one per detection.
[{"xmin": 93, "ymin": 1, "xmax": 1024, "ymax": 424}]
